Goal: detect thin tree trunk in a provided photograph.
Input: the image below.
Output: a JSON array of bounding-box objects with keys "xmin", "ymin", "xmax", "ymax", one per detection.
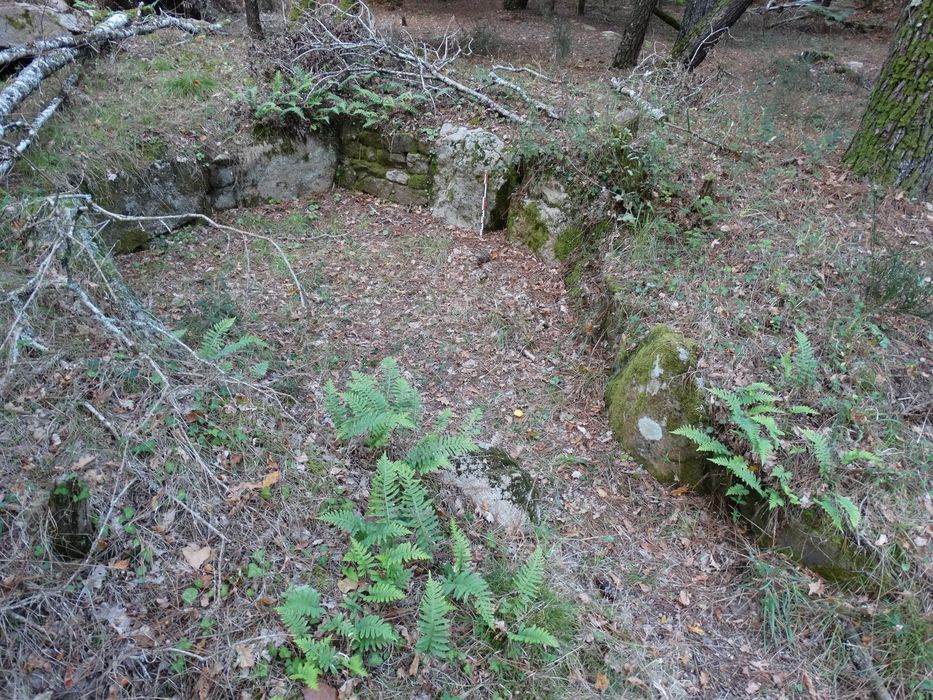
[
  {"xmin": 504, "ymin": 0, "xmax": 529, "ymax": 9},
  {"xmin": 612, "ymin": 0, "xmax": 656, "ymax": 69},
  {"xmin": 245, "ymin": 0, "xmax": 264, "ymax": 38},
  {"xmin": 844, "ymin": 0, "xmax": 932, "ymax": 201},
  {"xmin": 654, "ymin": 5, "xmax": 681, "ymax": 31},
  {"xmin": 677, "ymin": 0, "xmax": 715, "ymax": 41},
  {"xmin": 578, "ymin": 0, "xmax": 586, "ymax": 15},
  {"xmin": 670, "ymin": 0, "xmax": 754, "ymax": 71}
]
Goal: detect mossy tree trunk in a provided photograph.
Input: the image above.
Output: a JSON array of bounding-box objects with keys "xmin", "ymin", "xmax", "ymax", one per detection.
[
  {"xmin": 504, "ymin": 0, "xmax": 529, "ymax": 9},
  {"xmin": 612, "ymin": 0, "xmax": 656, "ymax": 69},
  {"xmin": 843, "ymin": 0, "xmax": 932, "ymax": 201},
  {"xmin": 245, "ymin": 0, "xmax": 263, "ymax": 39},
  {"xmin": 676, "ymin": 0, "xmax": 715, "ymax": 41},
  {"xmin": 670, "ymin": 0, "xmax": 754, "ymax": 70}
]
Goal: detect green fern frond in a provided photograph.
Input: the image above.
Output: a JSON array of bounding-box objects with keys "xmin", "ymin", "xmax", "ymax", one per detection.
[
  {"xmin": 294, "ymin": 636, "xmax": 340, "ymax": 675},
  {"xmin": 324, "ymin": 380, "xmax": 350, "ymax": 426},
  {"xmin": 250, "ymin": 360, "xmax": 270, "ymax": 379},
  {"xmin": 359, "ymin": 520, "xmax": 411, "ymax": 548},
  {"xmin": 276, "ymin": 586, "xmax": 323, "ymax": 638},
  {"xmin": 841, "ymin": 450, "xmax": 881, "ymax": 466},
  {"xmin": 449, "ymin": 519, "xmax": 472, "ymax": 573},
  {"xmin": 815, "ymin": 496, "xmax": 843, "ymax": 532},
  {"xmin": 415, "ymin": 574, "xmax": 453, "ymax": 659},
  {"xmin": 509, "ymin": 625, "xmax": 559, "ymax": 647},
  {"xmin": 198, "ymin": 317, "xmax": 236, "ymax": 359},
  {"xmin": 708, "ymin": 455, "xmax": 763, "ymax": 496},
  {"xmin": 510, "ymin": 547, "xmax": 545, "ymax": 618},
  {"xmin": 802, "ymin": 429, "xmax": 834, "ymax": 479},
  {"xmin": 319, "ymin": 508, "xmax": 365, "ymax": 537},
  {"xmin": 344, "ymin": 539, "xmax": 377, "ymax": 580},
  {"xmin": 405, "ymin": 433, "xmax": 478, "ymax": 474},
  {"xmin": 750, "ymin": 414, "xmax": 783, "ymax": 441},
  {"xmin": 362, "ymin": 581, "xmax": 406, "ymax": 603},
  {"xmin": 286, "ymin": 658, "xmax": 320, "ymax": 689},
  {"xmin": 788, "ymin": 404, "xmax": 819, "ymax": 415},
  {"xmin": 368, "ymin": 455, "xmax": 403, "ymax": 522},
  {"xmin": 397, "ymin": 463, "xmax": 441, "ymax": 552},
  {"xmin": 352, "ymin": 614, "xmax": 399, "ymax": 652},
  {"xmin": 671, "ymin": 426, "xmax": 730, "ymax": 456},
  {"xmin": 342, "ymin": 654, "xmax": 367, "ymax": 677},
  {"xmin": 215, "ymin": 333, "xmax": 267, "ymax": 359},
  {"xmin": 834, "ymin": 494, "xmax": 861, "ymax": 529},
  {"xmin": 793, "ymin": 329, "xmax": 817, "ymax": 387}
]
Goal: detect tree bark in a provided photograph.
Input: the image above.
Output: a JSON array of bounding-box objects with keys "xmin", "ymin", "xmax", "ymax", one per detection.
[
  {"xmin": 504, "ymin": 0, "xmax": 529, "ymax": 9},
  {"xmin": 670, "ymin": 0, "xmax": 754, "ymax": 70},
  {"xmin": 654, "ymin": 5, "xmax": 682, "ymax": 31},
  {"xmin": 612, "ymin": 0, "xmax": 656, "ymax": 69},
  {"xmin": 843, "ymin": 0, "xmax": 932, "ymax": 201},
  {"xmin": 578, "ymin": 0, "xmax": 586, "ymax": 14},
  {"xmin": 677, "ymin": 0, "xmax": 715, "ymax": 41},
  {"xmin": 245, "ymin": 0, "xmax": 264, "ymax": 38}
]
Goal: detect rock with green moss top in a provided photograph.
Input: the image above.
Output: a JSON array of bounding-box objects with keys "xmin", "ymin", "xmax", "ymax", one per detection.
[
  {"xmin": 91, "ymin": 158, "xmax": 211, "ymax": 254},
  {"xmin": 506, "ymin": 179, "xmax": 571, "ymax": 262},
  {"xmin": 763, "ymin": 509, "xmax": 881, "ymax": 585},
  {"xmin": 431, "ymin": 123, "xmax": 517, "ymax": 231},
  {"xmin": 1, "ymin": 5, "xmax": 78, "ymax": 47},
  {"xmin": 441, "ymin": 447, "xmax": 538, "ymax": 532},
  {"xmin": 605, "ymin": 325, "xmax": 705, "ymax": 485}
]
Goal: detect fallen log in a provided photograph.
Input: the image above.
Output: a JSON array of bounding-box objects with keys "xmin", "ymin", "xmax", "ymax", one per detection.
[
  {"xmin": 0, "ymin": 13, "xmax": 129, "ymax": 140},
  {"xmin": 0, "ymin": 14, "xmax": 219, "ymax": 68},
  {"xmin": 0, "ymin": 11, "xmax": 220, "ymax": 176}
]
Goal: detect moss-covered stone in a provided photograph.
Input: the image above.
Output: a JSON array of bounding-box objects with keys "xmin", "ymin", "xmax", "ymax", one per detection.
[
  {"xmin": 605, "ymin": 325, "xmax": 705, "ymax": 485},
  {"xmin": 406, "ymin": 173, "xmax": 431, "ymax": 191},
  {"xmin": 761, "ymin": 509, "xmax": 881, "ymax": 586},
  {"xmin": 553, "ymin": 226, "xmax": 581, "ymax": 261},
  {"xmin": 507, "ymin": 201, "xmax": 550, "ymax": 254}
]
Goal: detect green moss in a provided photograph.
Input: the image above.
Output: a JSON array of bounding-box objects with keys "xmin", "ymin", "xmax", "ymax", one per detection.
[
  {"xmin": 507, "ymin": 201, "xmax": 549, "ymax": 254},
  {"xmin": 406, "ymin": 173, "xmax": 430, "ymax": 191},
  {"xmin": 6, "ymin": 11, "xmax": 33, "ymax": 30},
  {"xmin": 605, "ymin": 325, "xmax": 705, "ymax": 485},
  {"xmin": 553, "ymin": 226, "xmax": 581, "ymax": 261},
  {"xmin": 348, "ymin": 158, "xmax": 389, "ymax": 179}
]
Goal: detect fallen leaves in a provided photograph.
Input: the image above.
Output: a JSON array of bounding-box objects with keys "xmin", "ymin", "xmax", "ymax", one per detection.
[
  {"xmin": 182, "ymin": 544, "xmax": 213, "ymax": 571},
  {"xmin": 302, "ymin": 683, "xmax": 337, "ymax": 700},
  {"xmin": 594, "ymin": 672, "xmax": 609, "ymax": 692}
]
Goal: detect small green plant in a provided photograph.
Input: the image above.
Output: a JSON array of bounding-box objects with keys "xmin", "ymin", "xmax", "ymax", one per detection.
[
  {"xmin": 192, "ymin": 317, "xmax": 268, "ymax": 375},
  {"xmin": 865, "ymin": 248, "xmax": 932, "ymax": 320},
  {"xmin": 163, "ymin": 73, "xmax": 217, "ymax": 99},
  {"xmin": 240, "ymin": 72, "xmax": 422, "ymax": 132},
  {"xmin": 673, "ymin": 381, "xmax": 871, "ymax": 531},
  {"xmin": 276, "ymin": 360, "xmax": 559, "ymax": 690},
  {"xmin": 781, "ymin": 329, "xmax": 819, "ymax": 389}
]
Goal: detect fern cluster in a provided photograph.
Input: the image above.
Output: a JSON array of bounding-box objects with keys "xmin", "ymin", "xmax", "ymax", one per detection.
[
  {"xmin": 277, "ymin": 359, "xmax": 559, "ymax": 689},
  {"xmin": 674, "ymin": 377, "xmax": 875, "ymax": 532},
  {"xmin": 191, "ymin": 317, "xmax": 268, "ymax": 376},
  {"xmin": 781, "ymin": 329, "xmax": 819, "ymax": 390}
]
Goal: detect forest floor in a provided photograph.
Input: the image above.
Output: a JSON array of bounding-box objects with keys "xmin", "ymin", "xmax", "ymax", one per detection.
[{"xmin": 1, "ymin": 1, "xmax": 931, "ymax": 699}]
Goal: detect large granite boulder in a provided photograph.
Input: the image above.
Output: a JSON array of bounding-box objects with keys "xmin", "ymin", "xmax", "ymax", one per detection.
[
  {"xmin": 605, "ymin": 325, "xmax": 705, "ymax": 485},
  {"xmin": 431, "ymin": 124, "xmax": 517, "ymax": 231},
  {"xmin": 235, "ymin": 131, "xmax": 337, "ymax": 206}
]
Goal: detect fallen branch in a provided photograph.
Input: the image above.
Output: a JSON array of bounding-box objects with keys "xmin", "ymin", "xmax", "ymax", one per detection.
[
  {"xmin": 0, "ymin": 71, "xmax": 80, "ymax": 178},
  {"xmin": 844, "ymin": 624, "xmax": 895, "ymax": 700},
  {"xmin": 0, "ymin": 14, "xmax": 219, "ymax": 68},
  {"xmin": 488, "ymin": 70, "xmax": 563, "ymax": 120},
  {"xmin": 0, "ymin": 13, "xmax": 129, "ymax": 140},
  {"xmin": 653, "ymin": 6, "xmax": 682, "ymax": 31},
  {"xmin": 610, "ymin": 78, "xmax": 747, "ymax": 158}
]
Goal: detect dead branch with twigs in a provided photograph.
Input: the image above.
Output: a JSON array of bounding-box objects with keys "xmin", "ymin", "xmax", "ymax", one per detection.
[
  {"xmin": 0, "ymin": 11, "xmax": 220, "ymax": 179},
  {"xmin": 258, "ymin": 1, "xmax": 563, "ymax": 126}
]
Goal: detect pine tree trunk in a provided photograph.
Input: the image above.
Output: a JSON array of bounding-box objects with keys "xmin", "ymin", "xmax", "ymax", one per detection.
[
  {"xmin": 671, "ymin": 0, "xmax": 753, "ymax": 70},
  {"xmin": 504, "ymin": 0, "xmax": 529, "ymax": 9},
  {"xmin": 245, "ymin": 0, "xmax": 263, "ymax": 39},
  {"xmin": 677, "ymin": 0, "xmax": 715, "ymax": 41},
  {"xmin": 612, "ymin": 0, "xmax": 656, "ymax": 69},
  {"xmin": 844, "ymin": 0, "xmax": 932, "ymax": 201}
]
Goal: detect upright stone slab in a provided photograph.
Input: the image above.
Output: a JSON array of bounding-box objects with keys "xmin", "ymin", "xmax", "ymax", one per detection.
[
  {"xmin": 605, "ymin": 325, "xmax": 705, "ymax": 485},
  {"xmin": 236, "ymin": 131, "xmax": 337, "ymax": 206},
  {"xmin": 431, "ymin": 124, "xmax": 516, "ymax": 231}
]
